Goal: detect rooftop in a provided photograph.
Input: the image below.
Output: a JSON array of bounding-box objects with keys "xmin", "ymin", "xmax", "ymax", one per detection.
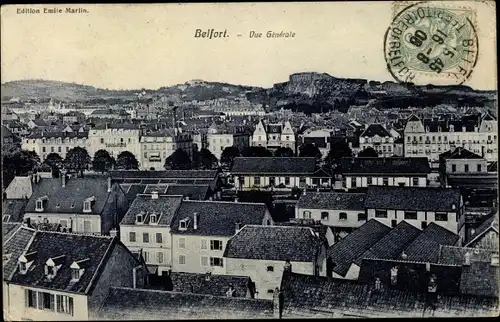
[
  {"xmin": 2, "ymin": 199, "xmax": 29, "ymax": 222},
  {"xmin": 360, "ymin": 124, "xmax": 391, "ymax": 137},
  {"xmin": 166, "ymin": 272, "xmax": 251, "ymax": 298},
  {"xmin": 403, "ymin": 223, "xmax": 460, "ymax": 263},
  {"xmin": 224, "ymin": 225, "xmax": 321, "ymax": 262},
  {"xmin": 440, "ymin": 147, "xmax": 484, "ymax": 160},
  {"xmin": 340, "ymin": 157, "xmax": 431, "ymax": 175},
  {"xmin": 231, "ymin": 157, "xmax": 316, "ymax": 174},
  {"xmin": 109, "ymin": 170, "xmax": 218, "ymax": 180},
  {"xmin": 120, "ymin": 195, "xmax": 183, "ymax": 226},
  {"xmin": 4, "ymin": 176, "xmax": 32, "ymax": 199},
  {"xmin": 3, "ymin": 226, "xmax": 36, "ymax": 280},
  {"xmin": 296, "ymin": 192, "xmax": 366, "ymax": 210}
]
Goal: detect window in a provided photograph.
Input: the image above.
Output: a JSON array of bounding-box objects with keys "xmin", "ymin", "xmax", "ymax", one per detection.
[
  {"xmin": 358, "ymin": 213, "xmax": 367, "ymax": 221},
  {"xmin": 452, "ymin": 164, "xmax": 456, "ymax": 172},
  {"xmin": 51, "ymin": 147, "xmax": 54, "ymax": 153},
  {"xmin": 42, "ymin": 147, "xmax": 46, "ymax": 152},
  {"xmin": 143, "ymin": 232, "xmax": 150, "ymax": 243},
  {"xmin": 477, "ymin": 164, "xmax": 481, "ymax": 172},
  {"xmin": 421, "ymin": 221, "xmax": 428, "ymax": 229},
  {"xmin": 179, "ymin": 255, "xmax": 186, "ymax": 265},
  {"xmin": 156, "ymin": 252, "xmax": 164, "ymax": 264},
  {"xmin": 210, "ymin": 257, "xmax": 223, "ymax": 267},
  {"xmin": 267, "ymin": 289, "xmax": 275, "ymax": 294},
  {"xmin": 210, "ymin": 240, "xmax": 223, "ymax": 250},
  {"xmin": 404, "ymin": 211, "xmax": 417, "ymax": 220},
  {"xmin": 155, "ymin": 233, "xmax": 163, "ymax": 243},
  {"xmin": 269, "ymin": 177, "xmax": 275, "ymax": 186},
  {"xmin": 412, "ymin": 178, "xmax": 419, "ymax": 186},
  {"xmin": 303, "ymin": 211, "xmax": 311, "ymax": 219},
  {"xmin": 351, "ymin": 178, "xmax": 357, "ymax": 188},
  {"xmin": 201, "ymin": 239, "xmax": 208, "ymax": 250},
  {"xmin": 285, "ymin": 177, "xmax": 290, "ymax": 185},
  {"xmin": 56, "ymin": 295, "xmax": 74, "ymax": 315},
  {"xmin": 36, "ymin": 200, "xmax": 43, "ymax": 211},
  {"xmin": 375, "ymin": 210, "xmax": 387, "ymax": 218},
  {"xmin": 66, "ymin": 147, "xmax": 69, "ymax": 152},
  {"xmin": 201, "ymin": 256, "xmax": 208, "ymax": 267},
  {"xmin": 42, "ymin": 292, "xmax": 55, "ymax": 311},
  {"xmin": 339, "ymin": 212, "xmax": 347, "ymax": 221},
  {"xmin": 254, "ymin": 177, "xmax": 261, "ymax": 185},
  {"xmin": 144, "ymin": 251, "xmax": 150, "ymax": 262},
  {"xmin": 382, "ymin": 178, "xmax": 389, "ymax": 186},
  {"xmin": 129, "ymin": 232, "xmax": 136, "ymax": 242},
  {"xmin": 83, "ymin": 220, "xmax": 91, "ymax": 233},
  {"xmin": 179, "ymin": 219, "xmax": 188, "ymax": 230},
  {"xmin": 367, "ymin": 177, "xmax": 373, "ymax": 185},
  {"xmin": 179, "ymin": 238, "xmax": 186, "ymax": 249},
  {"xmin": 435, "ymin": 213, "xmax": 448, "ymax": 221},
  {"xmin": 391, "ymin": 219, "xmax": 397, "ymax": 228},
  {"xmin": 464, "ymin": 164, "xmax": 469, "ymax": 172},
  {"xmin": 267, "ymin": 266, "xmax": 274, "ymax": 272},
  {"xmin": 25, "ymin": 289, "xmax": 37, "ymax": 308},
  {"xmin": 71, "ymin": 268, "xmax": 80, "ymax": 280},
  {"xmin": 83, "ymin": 201, "xmax": 91, "ymax": 212},
  {"xmin": 321, "ymin": 212, "xmax": 329, "ymax": 221},
  {"xmin": 100, "ymin": 138, "xmax": 104, "ymax": 144},
  {"xmin": 46, "ymin": 265, "xmax": 55, "ymax": 276}
]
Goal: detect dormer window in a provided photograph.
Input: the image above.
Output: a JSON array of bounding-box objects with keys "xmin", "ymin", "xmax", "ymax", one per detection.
[
  {"xmin": 18, "ymin": 251, "xmax": 37, "ymax": 274},
  {"xmin": 179, "ymin": 218, "xmax": 190, "ymax": 231},
  {"xmin": 83, "ymin": 196, "xmax": 95, "ymax": 213},
  {"xmin": 136, "ymin": 212, "xmax": 144, "ymax": 224},
  {"xmin": 149, "ymin": 213, "xmax": 157, "ymax": 225},
  {"xmin": 71, "ymin": 268, "xmax": 81, "ymax": 280},
  {"xmin": 70, "ymin": 259, "xmax": 89, "ymax": 282},
  {"xmin": 35, "ymin": 196, "xmax": 48, "ymax": 212}
]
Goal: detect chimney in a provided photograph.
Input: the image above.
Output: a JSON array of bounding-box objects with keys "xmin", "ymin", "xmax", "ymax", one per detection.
[
  {"xmin": 193, "ymin": 212, "xmax": 199, "ymax": 230},
  {"xmin": 205, "ymin": 272, "xmax": 211, "ymax": 281},
  {"xmin": 464, "ymin": 251, "xmax": 471, "ymax": 265},
  {"xmin": 151, "ymin": 191, "xmax": 159, "ymax": 199},
  {"xmin": 234, "ymin": 197, "xmax": 239, "ymax": 203},
  {"xmin": 235, "ymin": 221, "xmax": 241, "ymax": 234},
  {"xmin": 109, "ymin": 229, "xmax": 117, "ymax": 238},
  {"xmin": 107, "ymin": 177, "xmax": 112, "ymax": 192},
  {"xmin": 284, "ymin": 260, "xmax": 292, "ymax": 273},
  {"xmin": 272, "ymin": 288, "xmax": 283, "ymax": 319}
]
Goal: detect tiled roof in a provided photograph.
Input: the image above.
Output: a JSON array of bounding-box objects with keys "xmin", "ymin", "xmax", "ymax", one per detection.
[
  {"xmin": 440, "ymin": 148, "xmax": 483, "ymax": 160},
  {"xmin": 280, "ymin": 272, "xmax": 499, "ymax": 318},
  {"xmin": 296, "ymin": 192, "xmax": 366, "ymax": 210},
  {"xmin": 5, "ymin": 176, "xmax": 32, "ymax": 199},
  {"xmin": 274, "ymin": 220, "xmax": 332, "ymax": 246},
  {"xmin": 357, "ymin": 221, "xmax": 421, "ymax": 264},
  {"xmin": 403, "ymin": 223, "xmax": 460, "ymax": 263},
  {"xmin": 2, "ymin": 199, "xmax": 29, "ymax": 222},
  {"xmin": 120, "ymin": 195, "xmax": 183, "ymax": 226},
  {"xmin": 25, "ymin": 131, "xmax": 89, "ymax": 139},
  {"xmin": 340, "ymin": 157, "xmax": 431, "ymax": 175},
  {"xmin": 223, "ymin": 225, "xmax": 321, "ymax": 262},
  {"xmin": 231, "ymin": 157, "xmax": 316, "ymax": 174},
  {"xmin": 167, "ymin": 272, "xmax": 251, "ymax": 298},
  {"xmin": 327, "ymin": 219, "xmax": 391, "ymax": 276},
  {"xmin": 97, "ymin": 287, "xmax": 274, "ymax": 320},
  {"xmin": 360, "ymin": 124, "xmax": 391, "ymax": 137},
  {"xmin": 365, "ymin": 186, "xmax": 462, "ymax": 212},
  {"xmin": 110, "ymin": 170, "xmax": 218, "ymax": 180},
  {"xmin": 120, "ymin": 183, "xmax": 210, "ymax": 202},
  {"xmin": 25, "ymin": 176, "xmax": 111, "ymax": 215},
  {"xmin": 170, "ymin": 201, "xmax": 270, "ymax": 237},
  {"xmin": 2, "ymin": 222, "xmax": 22, "ymax": 240},
  {"xmin": 165, "ymin": 185, "xmax": 209, "ymax": 200},
  {"xmin": 9, "ymin": 231, "xmax": 117, "ymax": 294},
  {"xmin": 3, "ymin": 226, "xmax": 36, "ymax": 280}
]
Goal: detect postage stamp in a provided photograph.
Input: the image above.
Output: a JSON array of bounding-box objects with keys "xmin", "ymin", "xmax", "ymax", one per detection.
[{"xmin": 384, "ymin": 1, "xmax": 479, "ymax": 86}]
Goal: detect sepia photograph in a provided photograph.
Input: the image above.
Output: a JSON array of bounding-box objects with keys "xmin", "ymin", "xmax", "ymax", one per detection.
[{"xmin": 1, "ymin": 1, "xmax": 498, "ymax": 320}]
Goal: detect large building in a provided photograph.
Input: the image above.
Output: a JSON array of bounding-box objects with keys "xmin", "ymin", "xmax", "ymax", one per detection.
[
  {"xmin": 206, "ymin": 122, "xmax": 250, "ymax": 160},
  {"xmin": 404, "ymin": 113, "xmax": 498, "ymax": 164},
  {"xmin": 22, "ymin": 131, "xmax": 89, "ymax": 162},
  {"xmin": 251, "ymin": 120, "xmax": 296, "ymax": 153},
  {"xmin": 87, "ymin": 124, "xmax": 142, "ymax": 161},
  {"xmin": 139, "ymin": 129, "xmax": 193, "ymax": 170},
  {"xmin": 359, "ymin": 124, "xmax": 395, "ymax": 157},
  {"xmin": 298, "ymin": 128, "xmax": 334, "ymax": 158}
]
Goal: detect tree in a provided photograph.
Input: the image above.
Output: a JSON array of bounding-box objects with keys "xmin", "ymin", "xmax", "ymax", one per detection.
[
  {"xmin": 299, "ymin": 144, "xmax": 322, "ymax": 160},
  {"xmin": 2, "ymin": 150, "xmax": 40, "ymax": 188},
  {"xmin": 65, "ymin": 147, "xmax": 91, "ymax": 177},
  {"xmin": 44, "ymin": 153, "xmax": 63, "ymax": 169},
  {"xmin": 325, "ymin": 141, "xmax": 352, "ymax": 171},
  {"xmin": 220, "ymin": 146, "xmax": 241, "ymax": 170},
  {"xmin": 116, "ymin": 151, "xmax": 139, "ymax": 170},
  {"xmin": 358, "ymin": 147, "xmax": 379, "ymax": 158},
  {"xmin": 92, "ymin": 149, "xmax": 116, "ymax": 173},
  {"xmin": 274, "ymin": 147, "xmax": 294, "ymax": 157},
  {"xmin": 164, "ymin": 148, "xmax": 192, "ymax": 170},
  {"xmin": 241, "ymin": 146, "xmax": 273, "ymax": 157},
  {"xmin": 193, "ymin": 148, "xmax": 218, "ymax": 170}
]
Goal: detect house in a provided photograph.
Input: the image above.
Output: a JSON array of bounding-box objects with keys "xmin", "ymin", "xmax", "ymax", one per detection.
[
  {"xmin": 119, "ymin": 193, "xmax": 183, "ymax": 276},
  {"xmin": 251, "ymin": 120, "xmax": 296, "ymax": 153},
  {"xmin": 279, "ymin": 271, "xmax": 499, "ymax": 318},
  {"xmin": 23, "ymin": 173, "xmax": 129, "ymax": 235},
  {"xmin": 231, "ymin": 157, "xmax": 324, "ymax": 191},
  {"xmin": 439, "ymin": 147, "xmax": 498, "ymax": 208},
  {"xmin": 274, "ymin": 219, "xmax": 336, "ymax": 248},
  {"xmin": 96, "ymin": 287, "xmax": 275, "ymax": 320},
  {"xmin": 4, "ymin": 176, "xmax": 33, "ymax": 200},
  {"xmin": 163, "ymin": 272, "xmax": 256, "ymax": 298},
  {"xmin": 120, "ymin": 183, "xmax": 210, "ymax": 202},
  {"xmin": 365, "ymin": 186, "xmax": 465, "ymax": 240},
  {"xmin": 140, "ymin": 129, "xmax": 193, "ymax": 170},
  {"xmin": 340, "ymin": 157, "xmax": 430, "ymax": 189},
  {"xmin": 87, "ymin": 123, "xmax": 142, "ymax": 160},
  {"xmin": 206, "ymin": 122, "xmax": 251, "ymax": 160},
  {"xmin": 295, "ymin": 191, "xmax": 367, "ymax": 229},
  {"xmin": 22, "ymin": 131, "xmax": 89, "ymax": 162},
  {"xmin": 223, "ymin": 225, "xmax": 326, "ymax": 300},
  {"xmin": 403, "ymin": 113, "xmax": 498, "ymax": 163},
  {"xmin": 3, "ymin": 229, "xmax": 148, "ymax": 321},
  {"xmin": 170, "ymin": 201, "xmax": 274, "ymax": 275},
  {"xmin": 63, "ymin": 111, "xmax": 86, "ymax": 124},
  {"xmin": 298, "ymin": 128, "xmax": 334, "ymax": 158},
  {"xmin": 465, "ymin": 213, "xmax": 499, "ymax": 249},
  {"xmin": 359, "ymin": 124, "xmax": 394, "ymax": 157}
]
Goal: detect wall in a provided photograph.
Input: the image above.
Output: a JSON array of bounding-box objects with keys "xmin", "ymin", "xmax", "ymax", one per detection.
[
  {"xmin": 345, "ymin": 176, "xmax": 427, "ymax": 189},
  {"xmin": 445, "ymin": 158, "xmax": 488, "ymax": 174},
  {"xmin": 235, "ymin": 175, "xmax": 306, "ymax": 190},
  {"xmin": 87, "ymin": 129, "xmax": 141, "ymax": 160},
  {"xmin": 225, "ymin": 258, "xmax": 315, "ymax": 300},
  {"xmin": 7, "ymin": 284, "xmax": 88, "ymax": 321},
  {"xmin": 296, "ymin": 207, "xmax": 366, "ymax": 229},
  {"xmin": 24, "ymin": 212, "xmax": 102, "ymax": 234},
  {"xmin": 22, "ymin": 137, "xmax": 88, "ymax": 162},
  {"xmin": 87, "ymin": 243, "xmax": 145, "ymax": 318},
  {"xmin": 120, "ymin": 224, "xmax": 172, "ymax": 273},
  {"xmin": 171, "ymin": 234, "xmax": 230, "ymax": 275}
]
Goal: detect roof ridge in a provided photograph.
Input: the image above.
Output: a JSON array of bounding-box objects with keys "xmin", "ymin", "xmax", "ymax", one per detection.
[
  {"xmin": 35, "ymin": 230, "xmax": 115, "ymax": 239},
  {"xmin": 442, "ymin": 245, "xmax": 498, "ymax": 252},
  {"xmin": 183, "ymin": 200, "xmax": 267, "ymax": 206}
]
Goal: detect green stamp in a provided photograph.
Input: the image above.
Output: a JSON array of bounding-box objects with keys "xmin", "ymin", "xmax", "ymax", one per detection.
[{"xmin": 384, "ymin": 1, "xmax": 478, "ymax": 86}]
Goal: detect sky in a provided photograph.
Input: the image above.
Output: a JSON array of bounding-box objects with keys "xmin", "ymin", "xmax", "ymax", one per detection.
[{"xmin": 1, "ymin": 2, "xmax": 497, "ymax": 90}]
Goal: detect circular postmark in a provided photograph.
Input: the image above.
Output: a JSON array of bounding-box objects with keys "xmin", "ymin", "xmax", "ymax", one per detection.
[{"xmin": 384, "ymin": 1, "xmax": 479, "ymax": 87}]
